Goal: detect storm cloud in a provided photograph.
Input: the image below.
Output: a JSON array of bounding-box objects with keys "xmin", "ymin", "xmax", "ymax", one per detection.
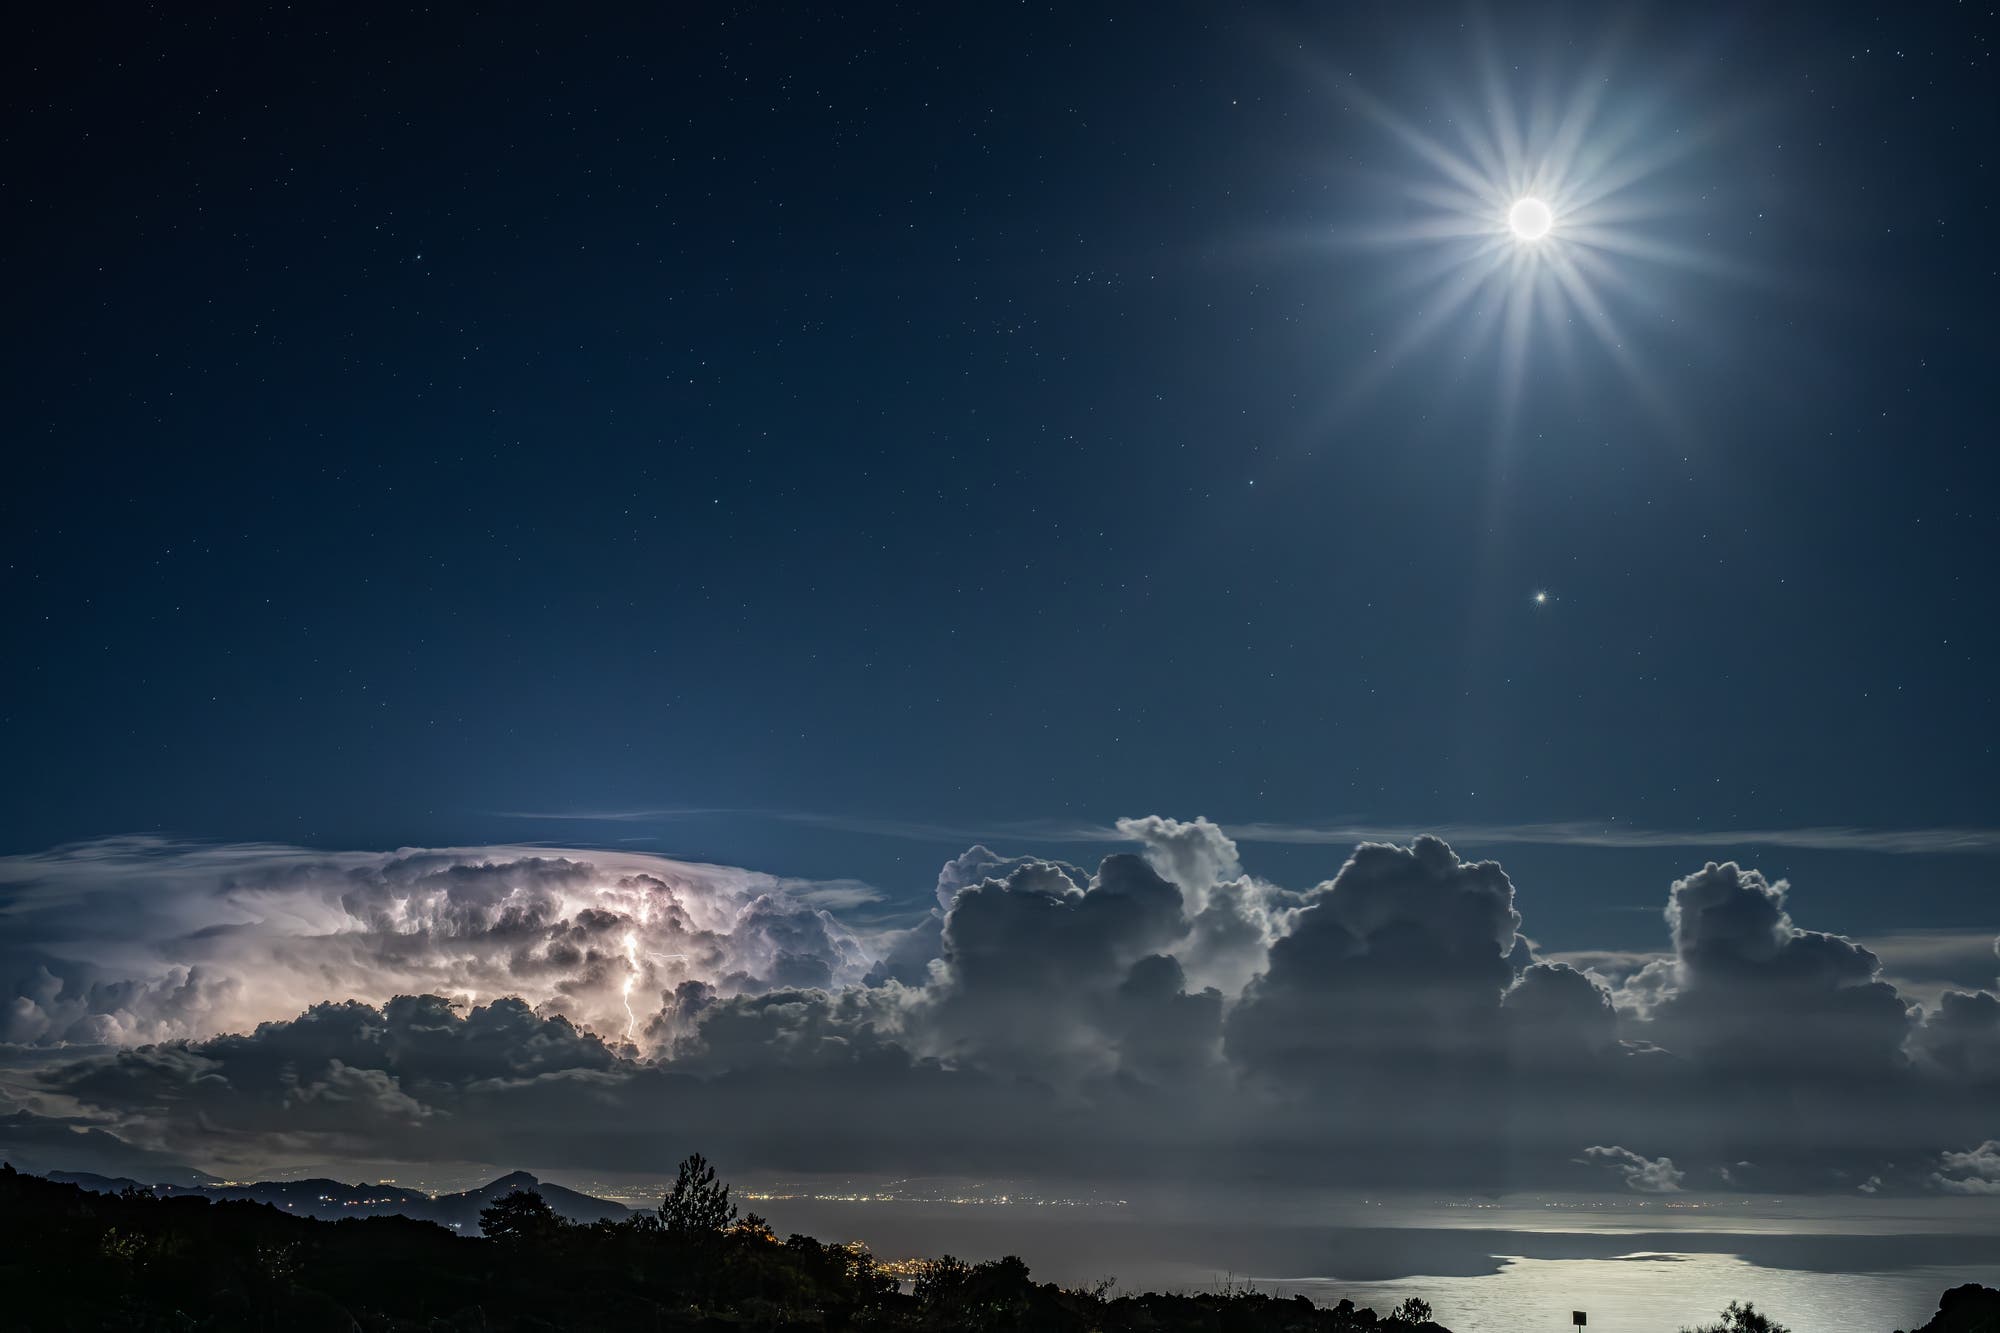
[
  {"xmin": 2, "ymin": 826, "xmax": 1996, "ymax": 1194},
  {"xmin": 0, "ymin": 837, "xmax": 874, "ymax": 1051}
]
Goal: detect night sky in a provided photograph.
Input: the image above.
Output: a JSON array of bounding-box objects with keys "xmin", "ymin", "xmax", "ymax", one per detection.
[
  {"xmin": 3, "ymin": 0, "xmax": 1999, "ymax": 1226},
  {"xmin": 9, "ymin": 2, "xmax": 1992, "ymax": 868}
]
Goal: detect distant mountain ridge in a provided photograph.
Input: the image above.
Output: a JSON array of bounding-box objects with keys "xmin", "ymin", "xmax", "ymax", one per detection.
[
  {"xmin": 0, "ymin": 1112, "xmax": 222, "ymax": 1188},
  {"xmin": 48, "ymin": 1166, "xmax": 631, "ymax": 1230}
]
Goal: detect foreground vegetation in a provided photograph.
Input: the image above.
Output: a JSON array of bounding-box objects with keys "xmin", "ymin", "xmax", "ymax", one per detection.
[
  {"xmin": 2, "ymin": 1160, "xmax": 1994, "ymax": 1332},
  {"xmin": 0, "ymin": 1157, "xmax": 1438, "ymax": 1332}
]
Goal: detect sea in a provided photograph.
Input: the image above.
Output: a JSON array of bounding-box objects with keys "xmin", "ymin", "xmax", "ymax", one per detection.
[{"xmin": 712, "ymin": 1183, "xmax": 2000, "ymax": 1333}]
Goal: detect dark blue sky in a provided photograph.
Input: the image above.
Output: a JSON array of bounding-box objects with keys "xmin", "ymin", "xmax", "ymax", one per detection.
[{"xmin": 4, "ymin": 2, "xmax": 1993, "ymax": 946}]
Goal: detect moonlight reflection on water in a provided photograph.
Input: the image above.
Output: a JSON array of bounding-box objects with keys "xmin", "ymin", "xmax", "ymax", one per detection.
[{"xmin": 1279, "ymin": 1256, "xmax": 2000, "ymax": 1333}]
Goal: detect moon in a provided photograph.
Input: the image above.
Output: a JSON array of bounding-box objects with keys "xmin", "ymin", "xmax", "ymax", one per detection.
[{"xmin": 1507, "ymin": 197, "xmax": 1555, "ymax": 241}]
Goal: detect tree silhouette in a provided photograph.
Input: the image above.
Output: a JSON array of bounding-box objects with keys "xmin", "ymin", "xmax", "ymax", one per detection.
[
  {"xmin": 479, "ymin": 1187, "xmax": 564, "ymax": 1243},
  {"xmin": 658, "ymin": 1152, "xmax": 736, "ymax": 1235},
  {"xmin": 728, "ymin": 1211, "xmax": 778, "ymax": 1243},
  {"xmin": 1683, "ymin": 1301, "xmax": 1791, "ymax": 1333},
  {"xmin": 1395, "ymin": 1297, "xmax": 1435, "ymax": 1324}
]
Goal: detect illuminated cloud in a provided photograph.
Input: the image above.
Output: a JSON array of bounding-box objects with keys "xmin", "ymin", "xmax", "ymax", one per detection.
[{"xmin": 0, "ymin": 837, "xmax": 875, "ymax": 1051}]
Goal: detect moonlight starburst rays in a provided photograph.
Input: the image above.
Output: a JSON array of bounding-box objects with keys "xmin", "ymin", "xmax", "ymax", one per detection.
[{"xmin": 1316, "ymin": 27, "xmax": 1743, "ymax": 440}]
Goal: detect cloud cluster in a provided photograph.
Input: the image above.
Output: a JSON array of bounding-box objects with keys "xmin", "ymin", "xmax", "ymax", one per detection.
[
  {"xmin": 1914, "ymin": 990, "xmax": 2000, "ymax": 1081},
  {"xmin": 1932, "ymin": 1140, "xmax": 2000, "ymax": 1195},
  {"xmin": 1636, "ymin": 861, "xmax": 1915, "ymax": 1076},
  {"xmin": 1578, "ymin": 1145, "xmax": 1685, "ymax": 1193},
  {"xmin": 1226, "ymin": 836, "xmax": 1527, "ymax": 1084},
  {"xmin": 3, "ymin": 827, "xmax": 1996, "ymax": 1195}
]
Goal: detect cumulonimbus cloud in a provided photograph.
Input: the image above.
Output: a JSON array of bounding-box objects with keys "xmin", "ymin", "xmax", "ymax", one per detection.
[
  {"xmin": 0, "ymin": 836, "xmax": 875, "ymax": 1050},
  {"xmin": 2, "ymin": 821, "xmax": 1995, "ymax": 1194}
]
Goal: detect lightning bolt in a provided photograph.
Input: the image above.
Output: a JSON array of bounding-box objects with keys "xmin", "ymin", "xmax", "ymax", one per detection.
[
  {"xmin": 616, "ymin": 890, "xmax": 687, "ymax": 1048},
  {"xmin": 620, "ymin": 930, "xmax": 641, "ymax": 1041}
]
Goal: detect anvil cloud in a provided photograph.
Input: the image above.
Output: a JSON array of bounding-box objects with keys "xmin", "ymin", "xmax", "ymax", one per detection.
[{"xmin": 0, "ymin": 837, "xmax": 875, "ymax": 1049}]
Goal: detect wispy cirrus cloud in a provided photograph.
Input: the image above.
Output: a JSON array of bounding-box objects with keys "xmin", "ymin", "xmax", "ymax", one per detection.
[
  {"xmin": 490, "ymin": 807, "xmax": 1113, "ymax": 845},
  {"xmin": 1208, "ymin": 820, "xmax": 2000, "ymax": 856},
  {"xmin": 495, "ymin": 808, "xmax": 2000, "ymax": 857}
]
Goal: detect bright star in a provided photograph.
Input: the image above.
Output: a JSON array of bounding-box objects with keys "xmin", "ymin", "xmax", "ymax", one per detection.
[{"xmin": 1533, "ymin": 590, "xmax": 1550, "ymax": 605}]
